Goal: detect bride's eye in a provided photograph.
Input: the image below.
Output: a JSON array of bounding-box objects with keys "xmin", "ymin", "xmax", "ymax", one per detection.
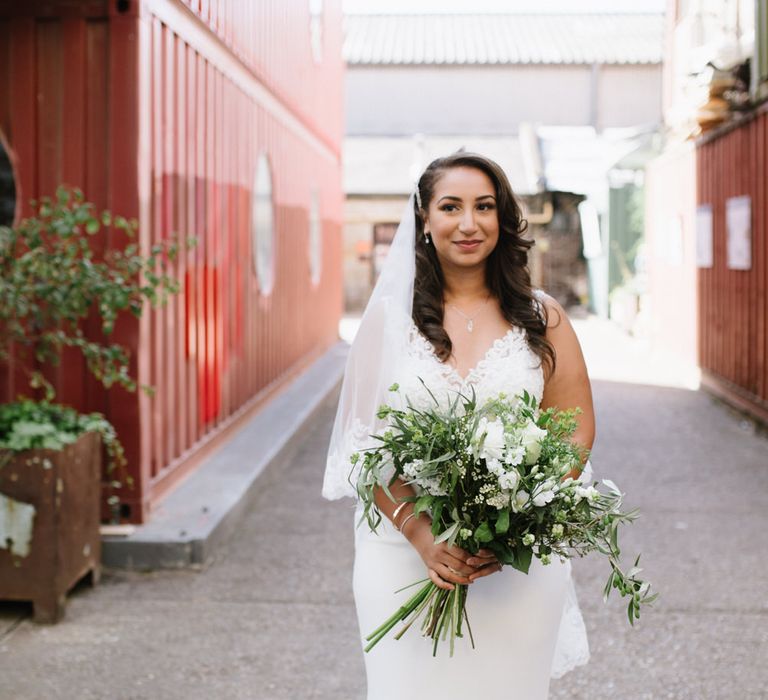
[
  {"xmin": 440, "ymin": 204, "xmax": 458, "ymax": 212},
  {"xmin": 477, "ymin": 203, "xmax": 496, "ymax": 211}
]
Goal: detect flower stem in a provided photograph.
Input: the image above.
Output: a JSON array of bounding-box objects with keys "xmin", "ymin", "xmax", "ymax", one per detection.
[{"xmin": 364, "ymin": 581, "xmax": 434, "ymax": 652}]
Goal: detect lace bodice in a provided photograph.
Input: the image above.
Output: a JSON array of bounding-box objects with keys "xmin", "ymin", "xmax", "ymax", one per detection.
[
  {"xmin": 395, "ymin": 320, "xmax": 545, "ymax": 411},
  {"xmin": 323, "ymin": 321, "xmax": 546, "ymax": 501}
]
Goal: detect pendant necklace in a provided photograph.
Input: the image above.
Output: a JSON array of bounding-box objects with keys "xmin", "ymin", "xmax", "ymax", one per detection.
[{"xmin": 448, "ymin": 294, "xmax": 490, "ymax": 333}]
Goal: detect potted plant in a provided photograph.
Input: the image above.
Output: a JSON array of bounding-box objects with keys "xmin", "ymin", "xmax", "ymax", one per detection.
[{"xmin": 0, "ymin": 186, "xmax": 188, "ymax": 622}]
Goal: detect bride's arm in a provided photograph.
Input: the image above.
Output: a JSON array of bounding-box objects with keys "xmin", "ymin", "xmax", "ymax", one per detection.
[
  {"xmin": 373, "ymin": 481, "xmax": 500, "ymax": 588},
  {"xmin": 537, "ymin": 293, "xmax": 596, "ymax": 480}
]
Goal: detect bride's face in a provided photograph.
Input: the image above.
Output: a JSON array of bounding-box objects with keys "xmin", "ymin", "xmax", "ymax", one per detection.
[{"xmin": 423, "ymin": 166, "xmax": 499, "ymax": 269}]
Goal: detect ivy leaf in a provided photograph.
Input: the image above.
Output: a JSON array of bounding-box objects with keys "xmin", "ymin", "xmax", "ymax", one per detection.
[
  {"xmin": 474, "ymin": 521, "xmax": 493, "ymax": 543},
  {"xmin": 495, "ymin": 509, "xmax": 510, "ymax": 534}
]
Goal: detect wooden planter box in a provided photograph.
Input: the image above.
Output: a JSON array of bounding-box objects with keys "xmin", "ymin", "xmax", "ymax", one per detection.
[{"xmin": 0, "ymin": 431, "xmax": 102, "ymax": 622}]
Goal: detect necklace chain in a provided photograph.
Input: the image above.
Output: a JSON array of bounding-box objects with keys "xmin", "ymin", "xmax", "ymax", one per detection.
[{"xmin": 447, "ymin": 294, "xmax": 490, "ymax": 333}]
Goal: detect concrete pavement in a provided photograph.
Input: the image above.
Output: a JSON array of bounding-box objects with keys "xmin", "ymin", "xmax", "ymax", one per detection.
[{"xmin": 1, "ymin": 316, "xmax": 767, "ymax": 699}]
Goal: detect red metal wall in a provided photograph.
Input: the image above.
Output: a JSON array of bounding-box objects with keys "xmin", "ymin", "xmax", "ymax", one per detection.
[
  {"xmin": 174, "ymin": 0, "xmax": 343, "ymax": 153},
  {"xmin": 696, "ymin": 106, "xmax": 768, "ymax": 420},
  {"xmin": 0, "ymin": 0, "xmax": 345, "ymax": 522}
]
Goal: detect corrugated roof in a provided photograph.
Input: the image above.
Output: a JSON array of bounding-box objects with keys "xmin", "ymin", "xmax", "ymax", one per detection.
[{"xmin": 344, "ymin": 14, "xmax": 663, "ymax": 66}]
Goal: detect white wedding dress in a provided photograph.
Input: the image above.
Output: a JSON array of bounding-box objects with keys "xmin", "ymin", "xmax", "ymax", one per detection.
[{"xmin": 350, "ymin": 320, "xmax": 590, "ymax": 700}]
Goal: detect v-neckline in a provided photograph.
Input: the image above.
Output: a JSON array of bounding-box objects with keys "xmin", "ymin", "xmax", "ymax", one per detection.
[{"xmin": 410, "ymin": 321, "xmax": 521, "ymax": 385}]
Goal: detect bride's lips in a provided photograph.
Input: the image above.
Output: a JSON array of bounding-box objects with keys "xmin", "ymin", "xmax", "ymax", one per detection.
[{"xmin": 454, "ymin": 240, "xmax": 482, "ymax": 252}]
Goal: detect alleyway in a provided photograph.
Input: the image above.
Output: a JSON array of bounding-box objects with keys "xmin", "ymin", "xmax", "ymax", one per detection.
[{"xmin": 1, "ymin": 317, "xmax": 767, "ymax": 700}]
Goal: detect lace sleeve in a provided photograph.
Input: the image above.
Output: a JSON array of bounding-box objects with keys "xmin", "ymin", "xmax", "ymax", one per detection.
[{"xmin": 322, "ymin": 418, "xmax": 371, "ymax": 500}]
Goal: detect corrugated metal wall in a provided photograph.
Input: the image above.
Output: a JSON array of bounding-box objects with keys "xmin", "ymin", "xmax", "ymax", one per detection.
[
  {"xmin": 696, "ymin": 106, "xmax": 768, "ymax": 419},
  {"xmin": 0, "ymin": 0, "xmax": 345, "ymax": 522},
  {"xmin": 175, "ymin": 0, "xmax": 343, "ymax": 152}
]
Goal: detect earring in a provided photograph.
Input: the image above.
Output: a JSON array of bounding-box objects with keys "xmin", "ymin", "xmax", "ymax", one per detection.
[{"xmin": 424, "ymin": 232, "xmax": 431, "ymax": 244}]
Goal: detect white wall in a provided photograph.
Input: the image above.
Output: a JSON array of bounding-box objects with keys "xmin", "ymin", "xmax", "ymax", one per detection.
[
  {"xmin": 598, "ymin": 65, "xmax": 663, "ymax": 128},
  {"xmin": 346, "ymin": 64, "xmax": 661, "ymax": 135}
]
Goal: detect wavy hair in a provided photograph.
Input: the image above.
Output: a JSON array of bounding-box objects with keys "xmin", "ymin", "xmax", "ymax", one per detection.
[{"xmin": 413, "ymin": 151, "xmax": 557, "ymax": 378}]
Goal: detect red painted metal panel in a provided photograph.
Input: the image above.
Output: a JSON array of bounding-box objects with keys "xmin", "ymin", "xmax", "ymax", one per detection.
[
  {"xmin": 696, "ymin": 107, "xmax": 768, "ymax": 413},
  {"xmin": 0, "ymin": 0, "xmax": 345, "ymax": 522}
]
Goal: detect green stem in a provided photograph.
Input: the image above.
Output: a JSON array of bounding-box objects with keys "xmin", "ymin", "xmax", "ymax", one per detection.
[
  {"xmin": 364, "ymin": 581, "xmax": 433, "ymax": 651},
  {"xmin": 394, "ymin": 583, "xmax": 439, "ymax": 640}
]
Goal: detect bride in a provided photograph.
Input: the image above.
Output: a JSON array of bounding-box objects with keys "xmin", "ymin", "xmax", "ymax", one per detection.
[{"xmin": 324, "ymin": 152, "xmax": 593, "ymax": 699}]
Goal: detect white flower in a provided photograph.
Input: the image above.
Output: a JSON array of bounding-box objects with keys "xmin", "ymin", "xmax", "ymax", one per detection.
[
  {"xmin": 504, "ymin": 444, "xmax": 525, "ymax": 466},
  {"xmin": 512, "ymin": 489, "xmax": 530, "ymax": 511},
  {"xmin": 498, "ymin": 470, "xmax": 519, "ymax": 491},
  {"xmin": 402, "ymin": 461, "xmax": 418, "ymax": 478},
  {"xmin": 476, "ymin": 417, "xmax": 506, "ymax": 461},
  {"xmin": 522, "ymin": 533, "xmax": 535, "ymax": 546},
  {"xmin": 486, "ymin": 458, "xmax": 504, "ymax": 476},
  {"xmin": 574, "ymin": 485, "xmax": 600, "ymax": 504},
  {"xmin": 532, "ymin": 489, "xmax": 555, "ymax": 507},
  {"xmin": 520, "ymin": 420, "xmax": 547, "ymax": 465},
  {"xmin": 551, "ymin": 524, "xmax": 564, "ymax": 539},
  {"xmin": 486, "ymin": 492, "xmax": 509, "ymax": 509}
]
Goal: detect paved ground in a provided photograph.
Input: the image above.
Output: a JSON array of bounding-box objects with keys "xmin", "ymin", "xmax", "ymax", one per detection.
[{"xmin": 1, "ymin": 317, "xmax": 767, "ymax": 699}]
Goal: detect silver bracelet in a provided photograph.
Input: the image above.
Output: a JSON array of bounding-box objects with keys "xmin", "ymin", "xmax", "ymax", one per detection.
[
  {"xmin": 391, "ymin": 502, "xmax": 409, "ymax": 528},
  {"xmin": 397, "ymin": 512, "xmax": 418, "ymax": 535}
]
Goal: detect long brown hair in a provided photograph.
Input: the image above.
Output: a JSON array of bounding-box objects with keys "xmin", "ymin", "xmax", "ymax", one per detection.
[{"xmin": 413, "ymin": 151, "xmax": 557, "ymax": 377}]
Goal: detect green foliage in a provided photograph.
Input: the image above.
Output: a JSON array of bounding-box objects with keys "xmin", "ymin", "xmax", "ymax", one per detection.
[
  {"xmin": 0, "ymin": 185, "xmax": 194, "ymax": 398},
  {"xmin": 0, "ymin": 399, "xmax": 127, "ymax": 478}
]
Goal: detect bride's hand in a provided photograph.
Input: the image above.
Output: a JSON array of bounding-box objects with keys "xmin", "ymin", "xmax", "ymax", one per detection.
[
  {"xmin": 404, "ymin": 516, "xmax": 501, "ymax": 590},
  {"xmin": 467, "ymin": 550, "xmax": 503, "ymax": 582}
]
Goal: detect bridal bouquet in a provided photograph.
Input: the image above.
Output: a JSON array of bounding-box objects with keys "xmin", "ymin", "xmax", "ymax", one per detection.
[{"xmin": 353, "ymin": 382, "xmax": 656, "ymax": 656}]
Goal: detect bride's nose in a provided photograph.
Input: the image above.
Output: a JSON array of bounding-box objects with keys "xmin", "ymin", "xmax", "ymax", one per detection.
[{"xmin": 458, "ymin": 209, "xmax": 478, "ymax": 234}]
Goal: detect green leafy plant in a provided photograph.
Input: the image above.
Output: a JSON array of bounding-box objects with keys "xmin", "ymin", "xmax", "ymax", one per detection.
[
  {"xmin": 0, "ymin": 186, "xmax": 194, "ymax": 520},
  {"xmin": 0, "ymin": 186, "xmax": 191, "ymax": 396}
]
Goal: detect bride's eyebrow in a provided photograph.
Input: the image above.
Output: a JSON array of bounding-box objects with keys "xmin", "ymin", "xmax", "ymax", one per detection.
[{"xmin": 437, "ymin": 195, "xmax": 496, "ymax": 203}]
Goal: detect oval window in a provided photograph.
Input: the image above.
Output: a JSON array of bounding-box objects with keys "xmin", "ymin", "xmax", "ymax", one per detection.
[
  {"xmin": 252, "ymin": 153, "xmax": 275, "ymax": 294},
  {"xmin": 309, "ymin": 187, "xmax": 321, "ymax": 286},
  {"xmin": 0, "ymin": 133, "xmax": 17, "ymax": 227}
]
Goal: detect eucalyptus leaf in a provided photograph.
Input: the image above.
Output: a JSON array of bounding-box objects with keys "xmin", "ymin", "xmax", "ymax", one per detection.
[{"xmin": 434, "ymin": 522, "xmax": 459, "ymax": 545}]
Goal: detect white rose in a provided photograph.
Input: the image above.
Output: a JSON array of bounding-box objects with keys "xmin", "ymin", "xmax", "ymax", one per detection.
[
  {"xmin": 520, "ymin": 420, "xmax": 547, "ymax": 465},
  {"xmin": 532, "ymin": 489, "xmax": 555, "ymax": 507},
  {"xmin": 498, "ymin": 469, "xmax": 519, "ymax": 491},
  {"xmin": 477, "ymin": 418, "xmax": 506, "ymax": 461}
]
